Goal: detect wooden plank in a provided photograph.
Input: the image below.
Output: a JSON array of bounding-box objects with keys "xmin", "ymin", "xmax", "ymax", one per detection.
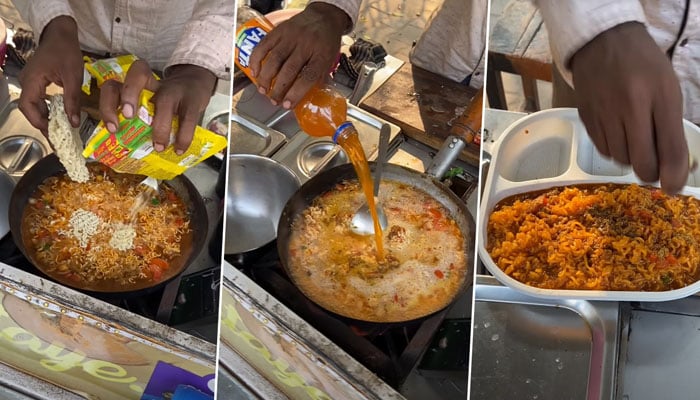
[{"xmin": 359, "ymin": 64, "xmax": 481, "ymax": 166}]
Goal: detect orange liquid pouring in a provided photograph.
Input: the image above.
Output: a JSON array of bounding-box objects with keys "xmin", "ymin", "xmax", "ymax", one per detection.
[
  {"xmin": 234, "ymin": 13, "xmax": 384, "ymax": 258},
  {"xmin": 295, "ymin": 87, "xmax": 385, "ymax": 259}
]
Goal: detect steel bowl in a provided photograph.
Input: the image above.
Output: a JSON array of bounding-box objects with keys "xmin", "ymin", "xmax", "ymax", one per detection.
[{"xmin": 225, "ymin": 154, "xmax": 300, "ymax": 264}]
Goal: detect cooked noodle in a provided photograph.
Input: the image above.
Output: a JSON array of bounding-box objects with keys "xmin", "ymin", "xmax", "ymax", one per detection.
[
  {"xmin": 22, "ymin": 163, "xmax": 190, "ymax": 286},
  {"xmin": 487, "ymin": 184, "xmax": 700, "ymax": 291}
]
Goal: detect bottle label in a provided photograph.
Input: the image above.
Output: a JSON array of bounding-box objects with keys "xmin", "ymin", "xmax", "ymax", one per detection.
[{"xmin": 236, "ymin": 26, "xmax": 268, "ymax": 69}]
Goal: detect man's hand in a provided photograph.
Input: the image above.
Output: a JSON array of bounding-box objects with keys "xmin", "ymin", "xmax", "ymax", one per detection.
[
  {"xmin": 18, "ymin": 16, "xmax": 83, "ymax": 134},
  {"xmin": 571, "ymin": 21, "xmax": 688, "ymax": 194},
  {"xmin": 248, "ymin": 2, "xmax": 350, "ymax": 109},
  {"xmin": 100, "ymin": 62, "xmax": 216, "ymax": 154}
]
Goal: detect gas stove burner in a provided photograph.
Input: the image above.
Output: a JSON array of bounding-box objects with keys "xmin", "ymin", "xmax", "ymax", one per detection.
[{"xmin": 0, "ymin": 135, "xmax": 48, "ymax": 178}]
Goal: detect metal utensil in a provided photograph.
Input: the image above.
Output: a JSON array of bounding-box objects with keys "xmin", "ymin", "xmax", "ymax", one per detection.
[
  {"xmin": 129, "ymin": 176, "xmax": 159, "ymax": 222},
  {"xmin": 351, "ymin": 123, "xmax": 390, "ymax": 235}
]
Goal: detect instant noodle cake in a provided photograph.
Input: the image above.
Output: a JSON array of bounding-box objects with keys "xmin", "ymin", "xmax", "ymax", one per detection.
[{"xmin": 82, "ymin": 90, "xmax": 228, "ymax": 180}]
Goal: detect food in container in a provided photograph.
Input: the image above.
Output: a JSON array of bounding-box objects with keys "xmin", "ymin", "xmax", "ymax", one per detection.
[
  {"xmin": 487, "ymin": 183, "xmax": 700, "ymax": 292},
  {"xmin": 479, "ymin": 108, "xmax": 700, "ymax": 301}
]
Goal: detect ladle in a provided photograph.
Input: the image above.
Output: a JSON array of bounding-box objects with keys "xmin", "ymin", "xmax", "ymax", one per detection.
[{"xmin": 350, "ymin": 123, "xmax": 390, "ymax": 235}]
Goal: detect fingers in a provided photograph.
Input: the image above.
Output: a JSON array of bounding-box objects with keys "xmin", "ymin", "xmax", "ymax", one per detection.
[
  {"xmin": 121, "ymin": 60, "xmax": 159, "ymax": 118},
  {"xmin": 280, "ymin": 58, "xmax": 326, "ymax": 108},
  {"xmin": 267, "ymin": 49, "xmax": 314, "ymax": 107},
  {"xmin": 59, "ymin": 61, "xmax": 84, "ymax": 127},
  {"xmin": 654, "ymin": 83, "xmax": 688, "ymax": 194},
  {"xmin": 99, "ymin": 80, "xmax": 122, "ymax": 133},
  {"xmin": 173, "ymin": 103, "xmax": 199, "ymax": 155},
  {"xmin": 624, "ymin": 103, "xmax": 658, "ymax": 183},
  {"xmin": 150, "ymin": 94, "xmax": 177, "ymax": 153},
  {"xmin": 577, "ymin": 102, "xmax": 610, "ymax": 158},
  {"xmin": 253, "ymin": 36, "xmax": 291, "ymax": 100},
  {"xmin": 249, "ymin": 31, "xmax": 281, "ymax": 80},
  {"xmin": 18, "ymin": 73, "xmax": 50, "ymax": 134}
]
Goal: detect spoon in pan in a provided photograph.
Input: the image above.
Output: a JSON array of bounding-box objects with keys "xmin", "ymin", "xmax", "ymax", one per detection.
[
  {"xmin": 129, "ymin": 176, "xmax": 160, "ymax": 222},
  {"xmin": 351, "ymin": 123, "xmax": 390, "ymax": 235}
]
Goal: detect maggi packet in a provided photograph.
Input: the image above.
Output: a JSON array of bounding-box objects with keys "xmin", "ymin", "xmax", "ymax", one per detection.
[
  {"xmin": 82, "ymin": 90, "xmax": 228, "ymax": 180},
  {"xmin": 84, "ymin": 54, "xmax": 140, "ymax": 87}
]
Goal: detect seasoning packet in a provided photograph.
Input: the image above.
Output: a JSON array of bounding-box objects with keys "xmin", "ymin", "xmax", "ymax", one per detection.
[
  {"xmin": 84, "ymin": 54, "xmax": 139, "ymax": 87},
  {"xmin": 82, "ymin": 90, "xmax": 228, "ymax": 180}
]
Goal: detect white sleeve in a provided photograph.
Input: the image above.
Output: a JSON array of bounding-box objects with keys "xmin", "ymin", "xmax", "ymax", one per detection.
[
  {"xmin": 14, "ymin": 0, "xmax": 75, "ymax": 40},
  {"xmin": 308, "ymin": 0, "xmax": 362, "ymax": 34},
  {"xmin": 165, "ymin": 0, "xmax": 236, "ymax": 80},
  {"xmin": 533, "ymin": 0, "xmax": 647, "ymax": 72}
]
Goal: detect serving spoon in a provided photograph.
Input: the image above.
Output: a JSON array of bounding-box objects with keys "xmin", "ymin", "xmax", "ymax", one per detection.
[{"xmin": 351, "ymin": 123, "xmax": 390, "ymax": 235}]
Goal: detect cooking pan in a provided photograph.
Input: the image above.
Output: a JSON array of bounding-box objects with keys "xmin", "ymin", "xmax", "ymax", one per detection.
[
  {"xmin": 276, "ymin": 89, "xmax": 482, "ymax": 325},
  {"xmin": 7, "ymin": 154, "xmax": 209, "ymax": 298},
  {"xmin": 276, "ymin": 161, "xmax": 476, "ymax": 325}
]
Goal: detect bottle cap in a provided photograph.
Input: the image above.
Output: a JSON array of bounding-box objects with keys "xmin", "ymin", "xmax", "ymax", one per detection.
[{"xmin": 333, "ymin": 121, "xmax": 354, "ymax": 143}]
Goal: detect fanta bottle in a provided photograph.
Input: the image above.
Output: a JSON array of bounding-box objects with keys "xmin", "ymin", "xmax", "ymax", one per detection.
[
  {"xmin": 234, "ymin": 3, "xmax": 352, "ymax": 141},
  {"xmin": 234, "ymin": 4, "xmax": 385, "ymax": 256}
]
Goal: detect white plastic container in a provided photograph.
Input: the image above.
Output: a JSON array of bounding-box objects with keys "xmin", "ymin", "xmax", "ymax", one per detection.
[{"xmin": 479, "ymin": 108, "xmax": 700, "ymax": 301}]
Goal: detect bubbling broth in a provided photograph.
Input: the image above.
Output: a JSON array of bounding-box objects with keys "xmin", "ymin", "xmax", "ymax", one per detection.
[{"xmin": 287, "ymin": 179, "xmax": 467, "ymax": 322}]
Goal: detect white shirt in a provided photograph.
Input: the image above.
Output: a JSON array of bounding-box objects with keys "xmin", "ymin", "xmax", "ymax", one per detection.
[
  {"xmin": 534, "ymin": 0, "xmax": 700, "ymax": 123},
  {"xmin": 312, "ymin": 0, "xmax": 487, "ymax": 87},
  {"xmin": 15, "ymin": 0, "xmax": 234, "ymax": 79}
]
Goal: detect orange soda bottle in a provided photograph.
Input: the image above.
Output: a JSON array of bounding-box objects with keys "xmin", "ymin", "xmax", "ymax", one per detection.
[
  {"xmin": 234, "ymin": 4, "xmax": 385, "ymax": 257},
  {"xmin": 235, "ymin": 3, "xmax": 351, "ymax": 140}
]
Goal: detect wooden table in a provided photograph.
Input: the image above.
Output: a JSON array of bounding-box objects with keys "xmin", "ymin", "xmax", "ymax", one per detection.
[
  {"xmin": 360, "ymin": 63, "xmax": 481, "ymax": 167},
  {"xmin": 487, "ymin": 0, "xmax": 552, "ymax": 112}
]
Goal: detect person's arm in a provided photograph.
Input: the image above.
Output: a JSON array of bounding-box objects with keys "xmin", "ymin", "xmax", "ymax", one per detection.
[
  {"xmin": 14, "ymin": 0, "xmax": 76, "ymax": 41},
  {"xmin": 248, "ymin": 0, "xmax": 358, "ymax": 109},
  {"xmin": 100, "ymin": 0, "xmax": 234, "ymax": 155},
  {"xmin": 533, "ymin": 1, "xmax": 688, "ymax": 194},
  {"xmin": 15, "ymin": 0, "xmax": 83, "ymax": 134},
  {"xmin": 533, "ymin": 0, "xmax": 647, "ymax": 78}
]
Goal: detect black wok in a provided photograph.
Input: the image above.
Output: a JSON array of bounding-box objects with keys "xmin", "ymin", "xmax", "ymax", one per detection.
[
  {"xmin": 8, "ymin": 154, "xmax": 209, "ymax": 298},
  {"xmin": 276, "ymin": 161, "xmax": 476, "ymax": 325}
]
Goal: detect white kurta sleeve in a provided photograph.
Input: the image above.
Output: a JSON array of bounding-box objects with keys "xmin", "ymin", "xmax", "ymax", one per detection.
[
  {"xmin": 533, "ymin": 0, "xmax": 647, "ymax": 80},
  {"xmin": 14, "ymin": 0, "xmax": 76, "ymax": 40},
  {"xmin": 164, "ymin": 0, "xmax": 236, "ymax": 80}
]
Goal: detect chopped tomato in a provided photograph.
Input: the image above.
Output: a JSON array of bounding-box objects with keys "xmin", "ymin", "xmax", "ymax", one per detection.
[
  {"xmin": 428, "ymin": 208, "xmax": 442, "ymax": 219},
  {"xmin": 150, "ymin": 258, "xmax": 169, "ymax": 270},
  {"xmin": 166, "ymin": 191, "xmax": 178, "ymax": 203},
  {"xmin": 651, "ymin": 189, "xmax": 663, "ymax": 201},
  {"xmin": 666, "ymin": 254, "xmax": 678, "ymax": 265},
  {"xmin": 134, "ymin": 245, "xmax": 146, "ymax": 256},
  {"xmin": 174, "ymin": 218, "xmax": 185, "ymax": 227},
  {"xmin": 393, "ymin": 293, "xmax": 399, "ymax": 303},
  {"xmin": 434, "ymin": 269, "xmax": 444, "ymax": 279},
  {"xmin": 649, "ymin": 254, "xmax": 659, "ymax": 263},
  {"xmin": 149, "ymin": 264, "xmax": 163, "ymax": 281},
  {"xmin": 542, "ymin": 196, "xmax": 548, "ymax": 206},
  {"xmin": 35, "ymin": 200, "xmax": 45, "ymax": 209}
]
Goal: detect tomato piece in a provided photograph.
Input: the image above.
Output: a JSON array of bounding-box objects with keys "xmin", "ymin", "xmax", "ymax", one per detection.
[
  {"xmin": 166, "ymin": 191, "xmax": 178, "ymax": 203},
  {"xmin": 134, "ymin": 245, "xmax": 146, "ymax": 256},
  {"xmin": 434, "ymin": 269, "xmax": 444, "ymax": 279},
  {"xmin": 428, "ymin": 208, "xmax": 442, "ymax": 219},
  {"xmin": 150, "ymin": 258, "xmax": 169, "ymax": 270},
  {"xmin": 149, "ymin": 264, "xmax": 163, "ymax": 281}
]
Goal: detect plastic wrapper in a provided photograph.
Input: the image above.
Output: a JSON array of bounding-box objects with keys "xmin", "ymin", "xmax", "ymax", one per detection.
[{"xmin": 82, "ymin": 90, "xmax": 228, "ymax": 180}]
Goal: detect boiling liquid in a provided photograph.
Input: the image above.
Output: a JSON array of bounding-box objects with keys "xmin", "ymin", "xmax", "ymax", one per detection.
[{"xmin": 295, "ymin": 90, "xmax": 385, "ymax": 259}]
